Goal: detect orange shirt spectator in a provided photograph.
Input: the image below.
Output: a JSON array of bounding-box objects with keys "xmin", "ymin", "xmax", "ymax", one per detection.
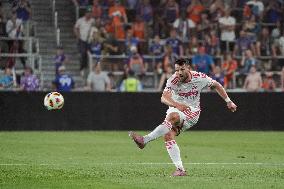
[
  {"xmin": 108, "ymin": 0, "xmax": 128, "ymax": 39},
  {"xmin": 262, "ymin": 73, "xmax": 276, "ymax": 91},
  {"xmin": 187, "ymin": 0, "xmax": 205, "ymax": 24},
  {"xmin": 92, "ymin": 0, "xmax": 102, "ymax": 19},
  {"xmin": 222, "ymin": 53, "xmax": 238, "ymax": 89},
  {"xmin": 132, "ymin": 16, "xmax": 146, "ymax": 40}
]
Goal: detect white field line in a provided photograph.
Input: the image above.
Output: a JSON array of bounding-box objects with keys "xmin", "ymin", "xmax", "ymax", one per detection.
[{"xmin": 0, "ymin": 162, "xmax": 283, "ymax": 166}]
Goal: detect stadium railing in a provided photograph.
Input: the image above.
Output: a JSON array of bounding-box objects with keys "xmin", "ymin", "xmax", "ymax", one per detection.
[{"xmin": 51, "ymin": 0, "xmax": 61, "ymax": 46}]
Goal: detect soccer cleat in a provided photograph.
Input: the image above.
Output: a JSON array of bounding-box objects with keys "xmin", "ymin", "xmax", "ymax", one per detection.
[
  {"xmin": 128, "ymin": 131, "xmax": 145, "ymax": 149},
  {"xmin": 172, "ymin": 169, "xmax": 187, "ymax": 176}
]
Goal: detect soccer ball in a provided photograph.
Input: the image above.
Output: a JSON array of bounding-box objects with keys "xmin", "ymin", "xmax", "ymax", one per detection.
[{"xmin": 44, "ymin": 92, "xmax": 64, "ymax": 110}]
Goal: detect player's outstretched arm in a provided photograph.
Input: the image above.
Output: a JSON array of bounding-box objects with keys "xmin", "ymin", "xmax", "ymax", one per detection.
[
  {"xmin": 161, "ymin": 91, "xmax": 189, "ymax": 112},
  {"xmin": 211, "ymin": 81, "xmax": 237, "ymax": 112}
]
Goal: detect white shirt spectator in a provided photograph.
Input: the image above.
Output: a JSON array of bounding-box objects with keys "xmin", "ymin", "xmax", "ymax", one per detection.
[
  {"xmin": 279, "ymin": 36, "xmax": 284, "ymax": 55},
  {"xmin": 173, "ymin": 18, "xmax": 195, "ymax": 41},
  {"xmin": 87, "ymin": 71, "xmax": 110, "ymax": 91},
  {"xmin": 75, "ymin": 17, "xmax": 95, "ymax": 42},
  {"xmin": 218, "ymin": 16, "xmax": 236, "ymax": 42},
  {"xmin": 6, "ymin": 18, "xmax": 23, "ymax": 38}
]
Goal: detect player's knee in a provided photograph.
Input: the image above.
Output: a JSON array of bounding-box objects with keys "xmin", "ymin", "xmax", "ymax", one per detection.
[
  {"xmin": 164, "ymin": 131, "xmax": 175, "ymax": 141},
  {"xmin": 167, "ymin": 112, "xmax": 180, "ymax": 125}
]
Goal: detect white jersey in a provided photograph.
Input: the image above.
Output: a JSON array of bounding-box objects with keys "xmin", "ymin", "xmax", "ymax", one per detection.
[{"xmin": 164, "ymin": 71, "xmax": 215, "ymax": 112}]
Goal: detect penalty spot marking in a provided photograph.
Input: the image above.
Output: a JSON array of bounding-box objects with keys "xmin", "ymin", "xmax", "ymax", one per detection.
[{"xmin": 0, "ymin": 162, "xmax": 283, "ymax": 166}]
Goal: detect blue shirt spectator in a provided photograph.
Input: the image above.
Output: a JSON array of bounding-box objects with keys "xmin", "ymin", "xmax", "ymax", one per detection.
[
  {"xmin": 192, "ymin": 46, "xmax": 215, "ymax": 75},
  {"xmin": 166, "ymin": 29, "xmax": 183, "ymax": 56},
  {"xmin": 0, "ymin": 68, "xmax": 14, "ymax": 89},
  {"xmin": 53, "ymin": 66, "xmax": 74, "ymax": 92},
  {"xmin": 54, "ymin": 46, "xmax": 68, "ymax": 75},
  {"xmin": 13, "ymin": 0, "xmax": 31, "ymax": 22}
]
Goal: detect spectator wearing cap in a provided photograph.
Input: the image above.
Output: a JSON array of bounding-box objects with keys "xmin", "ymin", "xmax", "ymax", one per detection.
[
  {"xmin": 108, "ymin": 0, "xmax": 128, "ymax": 40},
  {"xmin": 86, "ymin": 62, "xmax": 111, "ymax": 92},
  {"xmin": 192, "ymin": 46, "xmax": 215, "ymax": 76},
  {"xmin": 218, "ymin": 8, "xmax": 236, "ymax": 52},
  {"xmin": 119, "ymin": 69, "xmax": 142, "ymax": 92},
  {"xmin": 54, "ymin": 46, "xmax": 69, "ymax": 76},
  {"xmin": 20, "ymin": 67, "xmax": 39, "ymax": 91},
  {"xmin": 74, "ymin": 6, "xmax": 95, "ymax": 76},
  {"xmin": 166, "ymin": 29, "xmax": 184, "ymax": 56},
  {"xmin": 53, "ymin": 66, "xmax": 75, "ymax": 92}
]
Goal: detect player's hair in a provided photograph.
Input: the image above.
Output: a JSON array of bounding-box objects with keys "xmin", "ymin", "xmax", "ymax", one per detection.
[{"xmin": 175, "ymin": 58, "xmax": 192, "ymax": 67}]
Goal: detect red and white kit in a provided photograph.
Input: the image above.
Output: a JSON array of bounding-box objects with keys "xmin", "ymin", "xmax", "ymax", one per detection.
[{"xmin": 164, "ymin": 71, "xmax": 215, "ymax": 130}]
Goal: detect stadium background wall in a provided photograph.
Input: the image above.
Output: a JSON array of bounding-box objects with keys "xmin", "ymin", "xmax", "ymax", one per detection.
[{"xmin": 0, "ymin": 92, "xmax": 283, "ymax": 131}]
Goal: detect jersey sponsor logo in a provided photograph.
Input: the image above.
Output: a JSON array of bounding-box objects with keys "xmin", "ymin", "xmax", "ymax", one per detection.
[
  {"xmin": 178, "ymin": 90, "xmax": 198, "ymax": 98},
  {"xmin": 171, "ymin": 77, "xmax": 179, "ymax": 85}
]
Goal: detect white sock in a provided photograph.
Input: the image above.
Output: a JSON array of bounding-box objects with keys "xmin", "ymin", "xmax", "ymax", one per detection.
[
  {"xmin": 143, "ymin": 120, "xmax": 172, "ymax": 144},
  {"xmin": 165, "ymin": 140, "xmax": 185, "ymax": 171}
]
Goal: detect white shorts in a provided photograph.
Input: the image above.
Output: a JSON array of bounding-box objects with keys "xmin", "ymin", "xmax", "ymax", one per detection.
[{"xmin": 166, "ymin": 107, "xmax": 200, "ymax": 131}]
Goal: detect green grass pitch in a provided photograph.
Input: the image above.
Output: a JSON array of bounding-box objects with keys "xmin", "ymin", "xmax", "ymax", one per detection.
[{"xmin": 0, "ymin": 131, "xmax": 283, "ymax": 189}]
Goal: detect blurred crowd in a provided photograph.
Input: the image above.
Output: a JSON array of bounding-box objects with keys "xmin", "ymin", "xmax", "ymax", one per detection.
[
  {"xmin": 73, "ymin": 0, "xmax": 284, "ymax": 92},
  {"xmin": 0, "ymin": 0, "xmax": 40, "ymax": 91}
]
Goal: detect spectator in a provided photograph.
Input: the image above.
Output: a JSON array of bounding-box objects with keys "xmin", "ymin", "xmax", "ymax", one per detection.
[
  {"xmin": 162, "ymin": 45, "xmax": 178, "ymax": 71},
  {"xmin": 212, "ymin": 65, "xmax": 225, "ymax": 86},
  {"xmin": 108, "ymin": 0, "xmax": 128, "ymax": 40},
  {"xmin": 164, "ymin": 0, "xmax": 179, "ymax": 24},
  {"xmin": 76, "ymin": 0, "xmax": 90, "ymax": 6},
  {"xmin": 173, "ymin": 11, "xmax": 195, "ymax": 41},
  {"xmin": 20, "ymin": 67, "xmax": 39, "ymax": 91},
  {"xmin": 86, "ymin": 62, "xmax": 111, "ymax": 92},
  {"xmin": 107, "ymin": 72, "xmax": 117, "ymax": 91},
  {"xmin": 209, "ymin": 0, "xmax": 225, "ymax": 22},
  {"xmin": 166, "ymin": 29, "xmax": 183, "ymax": 56},
  {"xmin": 92, "ymin": 0, "xmax": 102, "ymax": 19},
  {"xmin": 222, "ymin": 52, "xmax": 238, "ymax": 89},
  {"xmin": 233, "ymin": 30, "xmax": 254, "ymax": 56},
  {"xmin": 125, "ymin": 0, "xmax": 139, "ymax": 23},
  {"xmin": 204, "ymin": 29, "xmax": 220, "ymax": 56},
  {"xmin": 243, "ymin": 15, "xmax": 260, "ymax": 43},
  {"xmin": 137, "ymin": 0, "xmax": 153, "ymax": 25},
  {"xmin": 132, "ymin": 15, "xmax": 146, "ymax": 40},
  {"xmin": 271, "ymin": 21, "xmax": 282, "ymax": 57},
  {"xmin": 6, "ymin": 12, "xmax": 26, "ymax": 68},
  {"xmin": 125, "ymin": 29, "xmax": 139, "ymax": 55},
  {"xmin": 0, "ymin": 67, "xmax": 14, "ymax": 89},
  {"xmin": 192, "ymin": 46, "xmax": 215, "ymax": 76},
  {"xmin": 243, "ymin": 65, "xmax": 262, "ymax": 92},
  {"xmin": 89, "ymin": 31, "xmax": 103, "ymax": 62},
  {"xmin": 196, "ymin": 12, "xmax": 210, "ymax": 40},
  {"xmin": 120, "ymin": 69, "xmax": 142, "ymax": 92},
  {"xmin": 103, "ymin": 32, "xmax": 119, "ymax": 55},
  {"xmin": 74, "ymin": 6, "xmax": 95, "ymax": 76},
  {"xmin": 128, "ymin": 46, "xmax": 145, "ymax": 75},
  {"xmin": 262, "ymin": 72, "xmax": 276, "ymax": 92},
  {"xmin": 0, "ymin": 15, "xmax": 6, "ymax": 37},
  {"xmin": 158, "ymin": 64, "xmax": 173, "ymax": 91},
  {"xmin": 218, "ymin": 8, "xmax": 236, "ymax": 52},
  {"xmin": 186, "ymin": 35, "xmax": 199, "ymax": 55},
  {"xmin": 240, "ymin": 49, "xmax": 258, "ymax": 74},
  {"xmin": 53, "ymin": 66, "xmax": 75, "ymax": 92},
  {"xmin": 276, "ymin": 31, "xmax": 284, "ymax": 56},
  {"xmin": 264, "ymin": 1, "xmax": 282, "ymax": 24},
  {"xmin": 12, "ymin": 0, "xmax": 31, "ymax": 22},
  {"xmin": 54, "ymin": 46, "xmax": 69, "ymax": 76},
  {"xmin": 256, "ymin": 27, "xmax": 273, "ymax": 56},
  {"xmin": 186, "ymin": 0, "xmax": 205, "ymax": 25},
  {"xmin": 281, "ymin": 67, "xmax": 284, "ymax": 91},
  {"xmin": 149, "ymin": 34, "xmax": 164, "ymax": 65},
  {"xmin": 153, "ymin": 12, "xmax": 167, "ymax": 38}
]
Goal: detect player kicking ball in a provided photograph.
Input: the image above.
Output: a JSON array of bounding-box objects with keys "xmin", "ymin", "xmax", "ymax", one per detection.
[{"xmin": 129, "ymin": 58, "xmax": 237, "ymax": 176}]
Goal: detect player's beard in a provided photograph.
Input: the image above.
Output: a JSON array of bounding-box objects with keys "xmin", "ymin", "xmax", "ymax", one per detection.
[{"xmin": 179, "ymin": 72, "xmax": 189, "ymax": 82}]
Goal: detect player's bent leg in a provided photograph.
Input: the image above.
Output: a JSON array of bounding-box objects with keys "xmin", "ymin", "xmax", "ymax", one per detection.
[
  {"xmin": 129, "ymin": 112, "xmax": 180, "ymax": 149},
  {"xmin": 164, "ymin": 130, "xmax": 187, "ymax": 177}
]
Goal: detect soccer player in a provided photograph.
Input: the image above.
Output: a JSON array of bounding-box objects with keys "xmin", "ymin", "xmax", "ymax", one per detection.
[{"xmin": 129, "ymin": 58, "xmax": 237, "ymax": 176}]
